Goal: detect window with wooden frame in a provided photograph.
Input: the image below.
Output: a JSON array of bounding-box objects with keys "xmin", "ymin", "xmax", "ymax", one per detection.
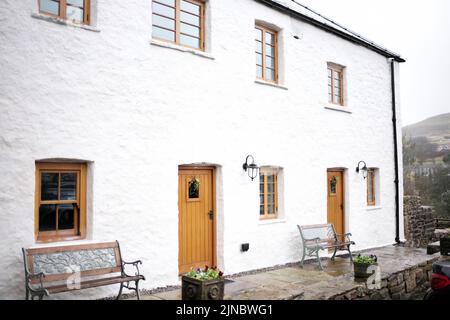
[
  {"xmin": 327, "ymin": 63, "xmax": 344, "ymax": 105},
  {"xmin": 38, "ymin": 0, "xmax": 91, "ymax": 25},
  {"xmin": 367, "ymin": 169, "xmax": 376, "ymax": 206},
  {"xmin": 35, "ymin": 162, "xmax": 87, "ymax": 242},
  {"xmin": 255, "ymin": 25, "xmax": 278, "ymax": 83},
  {"xmin": 152, "ymin": 0, "xmax": 205, "ymax": 50},
  {"xmin": 259, "ymin": 170, "xmax": 278, "ymax": 219}
]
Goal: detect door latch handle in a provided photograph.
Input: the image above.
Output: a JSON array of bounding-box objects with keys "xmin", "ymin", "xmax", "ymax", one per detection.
[{"xmin": 208, "ymin": 210, "xmax": 214, "ymax": 220}]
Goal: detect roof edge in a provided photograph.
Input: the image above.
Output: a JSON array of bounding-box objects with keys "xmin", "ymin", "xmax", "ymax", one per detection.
[{"xmin": 254, "ymin": 0, "xmax": 406, "ymax": 63}]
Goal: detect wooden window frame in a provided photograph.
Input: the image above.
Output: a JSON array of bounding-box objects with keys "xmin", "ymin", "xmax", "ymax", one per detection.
[
  {"xmin": 35, "ymin": 162, "xmax": 87, "ymax": 243},
  {"xmin": 38, "ymin": 0, "xmax": 91, "ymax": 25},
  {"xmin": 259, "ymin": 171, "xmax": 278, "ymax": 220},
  {"xmin": 152, "ymin": 0, "xmax": 205, "ymax": 51},
  {"xmin": 255, "ymin": 24, "xmax": 278, "ymax": 83},
  {"xmin": 328, "ymin": 64, "xmax": 344, "ymax": 106},
  {"xmin": 367, "ymin": 169, "xmax": 376, "ymax": 206}
]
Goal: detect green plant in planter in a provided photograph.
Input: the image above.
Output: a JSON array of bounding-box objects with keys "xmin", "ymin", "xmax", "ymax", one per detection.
[
  {"xmin": 353, "ymin": 254, "xmax": 378, "ymax": 279},
  {"xmin": 186, "ymin": 266, "xmax": 223, "ymax": 281},
  {"xmin": 182, "ymin": 266, "xmax": 225, "ymax": 300},
  {"xmin": 354, "ymin": 254, "xmax": 377, "ymax": 265}
]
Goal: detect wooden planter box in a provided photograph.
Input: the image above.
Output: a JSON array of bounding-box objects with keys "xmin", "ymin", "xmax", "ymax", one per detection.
[
  {"xmin": 353, "ymin": 262, "xmax": 378, "ymax": 278},
  {"xmin": 440, "ymin": 237, "xmax": 450, "ymax": 256},
  {"xmin": 181, "ymin": 276, "xmax": 224, "ymax": 300}
]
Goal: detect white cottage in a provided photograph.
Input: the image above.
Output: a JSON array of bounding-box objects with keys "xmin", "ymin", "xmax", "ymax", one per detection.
[{"xmin": 0, "ymin": 0, "xmax": 405, "ymax": 299}]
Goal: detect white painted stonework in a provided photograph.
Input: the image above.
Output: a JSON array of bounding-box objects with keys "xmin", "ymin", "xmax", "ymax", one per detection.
[{"xmin": 0, "ymin": 0, "xmax": 404, "ymax": 299}]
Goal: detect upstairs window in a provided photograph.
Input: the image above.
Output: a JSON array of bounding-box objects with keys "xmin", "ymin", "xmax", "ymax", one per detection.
[
  {"xmin": 327, "ymin": 63, "xmax": 344, "ymax": 105},
  {"xmin": 259, "ymin": 169, "xmax": 278, "ymax": 220},
  {"xmin": 38, "ymin": 0, "xmax": 91, "ymax": 25},
  {"xmin": 367, "ymin": 168, "xmax": 376, "ymax": 206},
  {"xmin": 152, "ymin": 0, "xmax": 205, "ymax": 50},
  {"xmin": 255, "ymin": 25, "xmax": 278, "ymax": 83},
  {"xmin": 35, "ymin": 162, "xmax": 87, "ymax": 242}
]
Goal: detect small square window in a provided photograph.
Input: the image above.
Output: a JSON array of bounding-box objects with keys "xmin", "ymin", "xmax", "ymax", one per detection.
[{"xmin": 188, "ymin": 177, "xmax": 200, "ymax": 199}]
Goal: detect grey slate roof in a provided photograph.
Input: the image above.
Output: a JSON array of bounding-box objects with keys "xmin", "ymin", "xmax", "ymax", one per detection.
[{"xmin": 256, "ymin": 0, "xmax": 405, "ymax": 62}]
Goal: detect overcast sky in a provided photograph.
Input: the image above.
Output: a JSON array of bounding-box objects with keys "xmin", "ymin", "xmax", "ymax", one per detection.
[{"xmin": 281, "ymin": 0, "xmax": 450, "ymax": 126}]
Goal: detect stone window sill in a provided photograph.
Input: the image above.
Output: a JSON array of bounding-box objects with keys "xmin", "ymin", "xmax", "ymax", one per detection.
[
  {"xmin": 258, "ymin": 218, "xmax": 287, "ymax": 226},
  {"xmin": 324, "ymin": 105, "xmax": 352, "ymax": 114},
  {"xmin": 31, "ymin": 13, "xmax": 100, "ymax": 32},
  {"xmin": 366, "ymin": 206, "xmax": 382, "ymax": 211},
  {"xmin": 150, "ymin": 39, "xmax": 215, "ymax": 60},
  {"xmin": 254, "ymin": 79, "xmax": 288, "ymax": 90}
]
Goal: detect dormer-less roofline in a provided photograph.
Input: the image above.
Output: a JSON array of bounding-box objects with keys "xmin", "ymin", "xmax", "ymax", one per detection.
[{"xmin": 255, "ymin": 0, "xmax": 406, "ymax": 63}]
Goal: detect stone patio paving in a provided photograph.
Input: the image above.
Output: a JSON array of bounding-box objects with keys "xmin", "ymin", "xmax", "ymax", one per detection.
[{"xmin": 130, "ymin": 245, "xmax": 442, "ymax": 300}]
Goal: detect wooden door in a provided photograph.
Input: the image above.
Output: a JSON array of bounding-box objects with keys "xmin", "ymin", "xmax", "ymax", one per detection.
[
  {"xmin": 178, "ymin": 167, "xmax": 215, "ymax": 274},
  {"xmin": 327, "ymin": 171, "xmax": 344, "ymax": 238}
]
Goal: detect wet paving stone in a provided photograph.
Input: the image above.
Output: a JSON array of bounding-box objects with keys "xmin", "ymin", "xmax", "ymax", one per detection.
[{"xmin": 125, "ymin": 245, "xmax": 441, "ymax": 300}]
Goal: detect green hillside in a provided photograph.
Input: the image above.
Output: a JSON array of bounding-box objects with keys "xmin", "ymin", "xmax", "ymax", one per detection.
[
  {"xmin": 403, "ymin": 113, "xmax": 450, "ymax": 138},
  {"xmin": 402, "ymin": 113, "xmax": 450, "ymax": 218}
]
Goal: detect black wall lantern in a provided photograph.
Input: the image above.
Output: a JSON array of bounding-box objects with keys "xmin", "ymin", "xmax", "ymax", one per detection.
[
  {"xmin": 356, "ymin": 160, "xmax": 368, "ymax": 179},
  {"xmin": 243, "ymin": 155, "xmax": 259, "ymax": 181}
]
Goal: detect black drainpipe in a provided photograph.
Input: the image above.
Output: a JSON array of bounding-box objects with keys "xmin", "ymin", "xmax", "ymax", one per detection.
[{"xmin": 390, "ymin": 58, "xmax": 401, "ymax": 244}]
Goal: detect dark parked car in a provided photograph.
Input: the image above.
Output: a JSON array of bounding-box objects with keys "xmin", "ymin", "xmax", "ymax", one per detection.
[{"xmin": 424, "ymin": 260, "xmax": 450, "ymax": 300}]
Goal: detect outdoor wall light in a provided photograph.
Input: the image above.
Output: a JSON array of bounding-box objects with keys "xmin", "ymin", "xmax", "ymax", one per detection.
[
  {"xmin": 242, "ymin": 155, "xmax": 259, "ymax": 181},
  {"xmin": 356, "ymin": 161, "xmax": 368, "ymax": 179}
]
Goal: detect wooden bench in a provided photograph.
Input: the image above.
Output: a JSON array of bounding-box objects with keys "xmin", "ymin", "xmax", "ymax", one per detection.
[
  {"xmin": 22, "ymin": 241, "xmax": 145, "ymax": 300},
  {"xmin": 297, "ymin": 224, "xmax": 355, "ymax": 270}
]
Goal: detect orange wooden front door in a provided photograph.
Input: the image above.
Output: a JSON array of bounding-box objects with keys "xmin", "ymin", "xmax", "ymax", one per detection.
[
  {"xmin": 178, "ymin": 167, "xmax": 215, "ymax": 274},
  {"xmin": 327, "ymin": 171, "xmax": 345, "ymax": 237}
]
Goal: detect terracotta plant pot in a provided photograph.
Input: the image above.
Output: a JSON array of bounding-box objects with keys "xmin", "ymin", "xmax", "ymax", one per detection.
[
  {"xmin": 440, "ymin": 237, "xmax": 450, "ymax": 256},
  {"xmin": 353, "ymin": 262, "xmax": 378, "ymax": 278},
  {"xmin": 181, "ymin": 276, "xmax": 224, "ymax": 300}
]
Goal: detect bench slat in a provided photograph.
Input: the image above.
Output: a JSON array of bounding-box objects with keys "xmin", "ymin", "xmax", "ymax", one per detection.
[
  {"xmin": 25, "ymin": 242, "xmax": 119, "ymax": 255},
  {"xmin": 30, "ymin": 267, "xmax": 123, "ymax": 284},
  {"xmin": 300, "ymin": 224, "xmax": 330, "ymax": 230},
  {"xmin": 46, "ymin": 275, "xmax": 144, "ymax": 294},
  {"xmin": 305, "ymin": 241, "xmax": 354, "ymax": 249}
]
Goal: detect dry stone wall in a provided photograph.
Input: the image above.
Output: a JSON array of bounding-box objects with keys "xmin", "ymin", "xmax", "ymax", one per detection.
[
  {"xmin": 330, "ymin": 257, "xmax": 437, "ymax": 300},
  {"xmin": 404, "ymin": 196, "xmax": 437, "ymax": 247}
]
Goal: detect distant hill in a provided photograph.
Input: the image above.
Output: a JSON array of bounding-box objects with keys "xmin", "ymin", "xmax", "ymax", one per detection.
[{"xmin": 403, "ymin": 113, "xmax": 450, "ymax": 139}]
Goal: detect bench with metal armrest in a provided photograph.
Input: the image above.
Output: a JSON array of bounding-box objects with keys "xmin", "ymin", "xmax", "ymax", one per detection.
[
  {"xmin": 22, "ymin": 241, "xmax": 145, "ymax": 300},
  {"xmin": 297, "ymin": 224, "xmax": 355, "ymax": 270}
]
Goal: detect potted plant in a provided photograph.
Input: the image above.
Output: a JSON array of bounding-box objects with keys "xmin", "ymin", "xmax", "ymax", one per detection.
[
  {"xmin": 440, "ymin": 234, "xmax": 450, "ymax": 256},
  {"xmin": 182, "ymin": 266, "xmax": 225, "ymax": 300},
  {"xmin": 353, "ymin": 254, "xmax": 378, "ymax": 278}
]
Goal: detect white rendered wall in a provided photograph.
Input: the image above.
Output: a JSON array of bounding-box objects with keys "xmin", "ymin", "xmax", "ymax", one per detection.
[{"xmin": 0, "ymin": 0, "xmax": 403, "ymax": 299}]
